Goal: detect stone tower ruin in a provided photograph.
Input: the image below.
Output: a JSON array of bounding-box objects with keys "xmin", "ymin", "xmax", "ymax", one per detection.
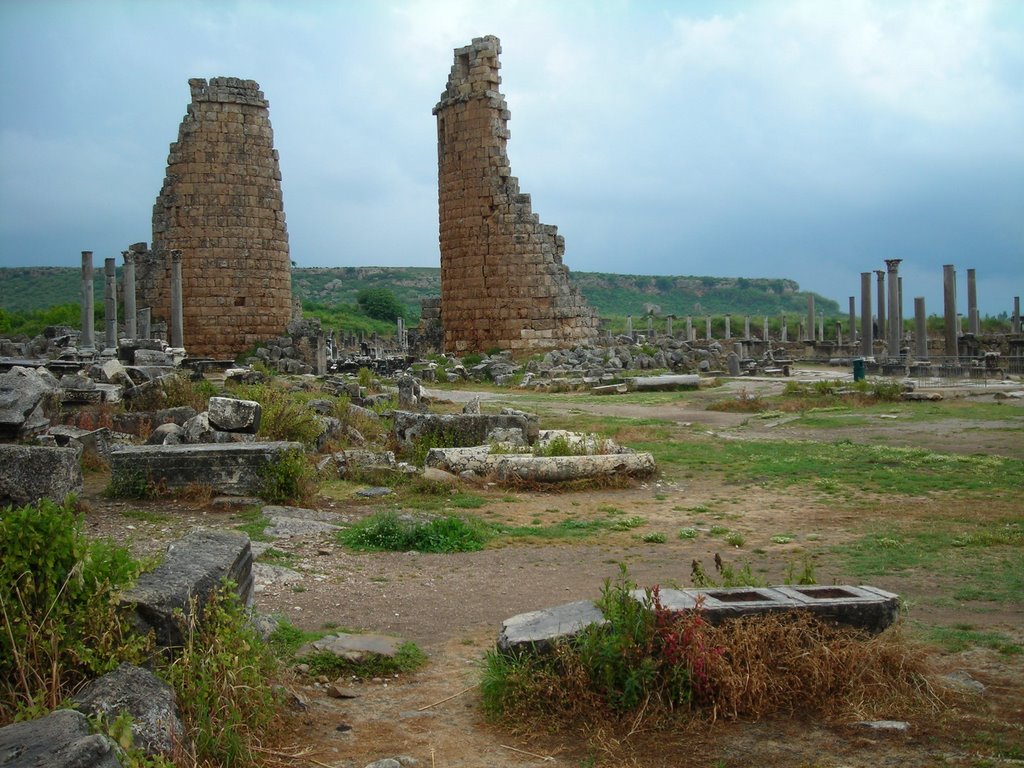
[
  {"xmin": 141, "ymin": 77, "xmax": 292, "ymax": 357},
  {"xmin": 433, "ymin": 36, "xmax": 599, "ymax": 353}
]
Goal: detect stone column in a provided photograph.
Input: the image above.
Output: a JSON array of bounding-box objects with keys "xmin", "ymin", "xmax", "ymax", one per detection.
[
  {"xmin": 885, "ymin": 259, "xmax": 902, "ymax": 356},
  {"xmin": 914, "ymin": 297, "xmax": 928, "ymax": 360},
  {"xmin": 744, "ymin": 316, "xmax": 751, "ymax": 339},
  {"xmin": 122, "ymin": 250, "xmax": 136, "ymax": 340},
  {"xmin": 79, "ymin": 251, "xmax": 95, "ymax": 352},
  {"xmin": 724, "ymin": 314, "xmax": 731, "ymax": 340},
  {"xmin": 835, "ymin": 322, "xmax": 842, "ymax": 347},
  {"xmin": 875, "ymin": 270, "xmax": 886, "ymax": 342},
  {"xmin": 806, "ymin": 295, "xmax": 815, "ymax": 342},
  {"xmin": 956, "ymin": 313, "xmax": 963, "ymax": 338},
  {"xmin": 646, "ymin": 314, "xmax": 653, "ymax": 335},
  {"xmin": 898, "ymin": 276, "xmax": 904, "ymax": 339},
  {"xmin": 781, "ymin": 316, "xmax": 788, "ymax": 342},
  {"xmin": 1014, "ymin": 297, "xmax": 1021, "ymax": 334},
  {"xmin": 706, "ymin": 316, "xmax": 712, "ymax": 340},
  {"xmin": 848, "ymin": 296, "xmax": 856, "ymax": 344},
  {"xmin": 169, "ymin": 249, "xmax": 184, "ymax": 351},
  {"xmin": 818, "ymin": 314, "xmax": 824, "ymax": 342},
  {"xmin": 138, "ymin": 307, "xmax": 151, "ymax": 339},
  {"xmin": 942, "ymin": 265, "xmax": 957, "ymax": 357},
  {"xmin": 104, "ymin": 257, "xmax": 118, "ymax": 353},
  {"xmin": 625, "ymin": 315, "xmax": 633, "ymax": 338},
  {"xmin": 860, "ymin": 272, "xmax": 872, "ymax": 357},
  {"xmin": 763, "ymin": 316, "xmax": 769, "ymax": 341},
  {"xmin": 686, "ymin": 316, "xmax": 692, "ymax": 341},
  {"xmin": 967, "ymin": 268, "xmax": 979, "ymax": 335},
  {"xmin": 665, "ymin": 315, "xmax": 673, "ymax": 336}
]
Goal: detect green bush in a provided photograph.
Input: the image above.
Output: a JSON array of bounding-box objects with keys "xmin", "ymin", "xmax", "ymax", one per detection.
[
  {"xmin": 104, "ymin": 469, "xmax": 154, "ymax": 499},
  {"xmin": 258, "ymin": 449, "xmax": 320, "ymax": 505},
  {"xmin": 339, "ymin": 511, "xmax": 491, "ymax": 553},
  {"xmin": 303, "ymin": 641, "xmax": 427, "ymax": 679},
  {"xmin": 356, "ymin": 287, "xmax": 408, "ymax": 322},
  {"xmin": 0, "ymin": 499, "xmax": 148, "ymax": 722},
  {"xmin": 234, "ymin": 384, "xmax": 324, "ymax": 446}
]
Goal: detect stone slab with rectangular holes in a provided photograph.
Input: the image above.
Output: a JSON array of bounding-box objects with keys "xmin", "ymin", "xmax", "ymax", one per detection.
[
  {"xmin": 109, "ymin": 441, "xmax": 302, "ymax": 495},
  {"xmin": 497, "ymin": 585, "xmax": 899, "ymax": 654}
]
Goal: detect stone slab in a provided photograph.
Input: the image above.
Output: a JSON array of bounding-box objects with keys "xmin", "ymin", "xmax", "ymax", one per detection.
[
  {"xmin": 299, "ymin": 632, "xmax": 402, "ymax": 662},
  {"xmin": 497, "ymin": 600, "xmax": 606, "ymax": 654},
  {"xmin": 109, "ymin": 441, "xmax": 302, "ymax": 495},
  {"xmin": 121, "ymin": 529, "xmax": 253, "ymax": 648},
  {"xmin": 626, "ymin": 374, "xmax": 701, "ymax": 391}
]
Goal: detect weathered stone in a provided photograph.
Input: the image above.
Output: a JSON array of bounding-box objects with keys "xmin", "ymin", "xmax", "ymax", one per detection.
[
  {"xmin": 392, "ymin": 411, "xmax": 533, "ymax": 450},
  {"xmin": 146, "ymin": 422, "xmax": 184, "ymax": 445},
  {"xmin": 425, "ymin": 448, "xmax": 656, "ymax": 483},
  {"xmin": 133, "ymin": 348, "xmax": 174, "ymax": 366},
  {"xmin": 434, "ymin": 36, "xmax": 599, "ymax": 353},
  {"xmin": 181, "ymin": 412, "xmax": 254, "ymax": 444},
  {"xmin": 263, "ymin": 505, "xmax": 342, "ymax": 538},
  {"xmin": 421, "ymin": 466, "xmax": 462, "ymax": 486},
  {"xmin": 0, "ymin": 366, "xmax": 59, "ymax": 439},
  {"xmin": 498, "ymin": 600, "xmax": 605, "ymax": 654},
  {"xmin": 0, "ymin": 709, "xmax": 122, "ymax": 768},
  {"xmin": 225, "ymin": 367, "xmax": 267, "ymax": 386},
  {"xmin": 626, "ymin": 374, "xmax": 701, "ymax": 391},
  {"xmin": 110, "ymin": 441, "xmax": 303, "ymax": 495},
  {"xmin": 71, "ymin": 663, "xmax": 187, "ymax": 758},
  {"xmin": 0, "ymin": 445, "xmax": 83, "ymax": 507},
  {"xmin": 299, "ymin": 632, "xmax": 402, "ymax": 662},
  {"xmin": 121, "ymin": 529, "xmax": 253, "ymax": 647},
  {"xmin": 207, "ymin": 396, "xmax": 262, "ymax": 433},
  {"xmin": 253, "ymin": 562, "xmax": 303, "ymax": 590}
]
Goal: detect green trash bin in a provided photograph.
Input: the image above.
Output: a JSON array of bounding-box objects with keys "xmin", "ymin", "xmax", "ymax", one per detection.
[{"xmin": 852, "ymin": 357, "xmax": 866, "ymax": 382}]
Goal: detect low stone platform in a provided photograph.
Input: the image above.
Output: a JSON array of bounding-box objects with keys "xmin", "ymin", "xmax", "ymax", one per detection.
[
  {"xmin": 498, "ymin": 584, "xmax": 899, "ymax": 654},
  {"xmin": 426, "ymin": 448, "xmax": 657, "ymax": 483},
  {"xmin": 109, "ymin": 441, "xmax": 302, "ymax": 495}
]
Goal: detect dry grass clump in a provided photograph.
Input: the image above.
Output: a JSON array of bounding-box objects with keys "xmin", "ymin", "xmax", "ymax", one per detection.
[
  {"xmin": 704, "ymin": 612, "xmax": 940, "ymax": 721},
  {"xmin": 483, "ymin": 607, "xmax": 941, "ymax": 738}
]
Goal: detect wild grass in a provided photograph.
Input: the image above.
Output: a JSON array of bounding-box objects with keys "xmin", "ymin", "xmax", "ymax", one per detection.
[{"xmin": 633, "ymin": 436, "xmax": 1024, "ymax": 497}]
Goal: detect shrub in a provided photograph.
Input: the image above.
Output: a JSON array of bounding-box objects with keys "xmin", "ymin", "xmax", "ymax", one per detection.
[
  {"xmin": 258, "ymin": 449, "xmax": 320, "ymax": 505},
  {"xmin": 303, "ymin": 641, "xmax": 427, "ymax": 679},
  {"xmin": 0, "ymin": 498, "xmax": 148, "ymax": 722},
  {"xmin": 104, "ymin": 469, "xmax": 154, "ymax": 499}
]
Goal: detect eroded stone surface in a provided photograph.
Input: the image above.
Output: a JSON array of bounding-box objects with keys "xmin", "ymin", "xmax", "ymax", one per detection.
[
  {"xmin": 0, "ymin": 709, "xmax": 122, "ymax": 768},
  {"xmin": 498, "ymin": 600, "xmax": 606, "ymax": 654},
  {"xmin": 299, "ymin": 632, "xmax": 403, "ymax": 662},
  {"xmin": 208, "ymin": 396, "xmax": 262, "ymax": 433},
  {"xmin": 121, "ymin": 529, "xmax": 253, "ymax": 647},
  {"xmin": 0, "ymin": 445, "xmax": 82, "ymax": 507}
]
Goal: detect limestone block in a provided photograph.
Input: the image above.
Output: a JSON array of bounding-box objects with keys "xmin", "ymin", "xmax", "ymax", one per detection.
[
  {"xmin": 0, "ymin": 445, "xmax": 83, "ymax": 507},
  {"xmin": 497, "ymin": 600, "xmax": 605, "ymax": 654},
  {"xmin": 208, "ymin": 396, "xmax": 262, "ymax": 433},
  {"xmin": 121, "ymin": 529, "xmax": 253, "ymax": 647}
]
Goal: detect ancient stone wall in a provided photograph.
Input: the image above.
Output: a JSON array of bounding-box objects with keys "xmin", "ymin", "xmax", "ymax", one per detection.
[
  {"xmin": 142, "ymin": 77, "xmax": 291, "ymax": 357},
  {"xmin": 433, "ymin": 36, "xmax": 599, "ymax": 353}
]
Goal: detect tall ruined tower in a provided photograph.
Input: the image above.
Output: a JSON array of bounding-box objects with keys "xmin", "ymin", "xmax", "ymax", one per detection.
[
  {"xmin": 144, "ymin": 77, "xmax": 291, "ymax": 357},
  {"xmin": 433, "ymin": 36, "xmax": 599, "ymax": 353}
]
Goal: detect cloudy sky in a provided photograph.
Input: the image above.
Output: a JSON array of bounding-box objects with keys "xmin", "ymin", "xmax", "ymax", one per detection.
[{"xmin": 1, "ymin": 0, "xmax": 1021, "ymax": 315}]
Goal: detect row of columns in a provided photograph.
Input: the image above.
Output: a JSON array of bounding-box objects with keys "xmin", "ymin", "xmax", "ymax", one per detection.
[
  {"xmin": 78, "ymin": 249, "xmax": 184, "ymax": 355},
  {"xmin": 855, "ymin": 262, "xmax": 1021, "ymax": 362}
]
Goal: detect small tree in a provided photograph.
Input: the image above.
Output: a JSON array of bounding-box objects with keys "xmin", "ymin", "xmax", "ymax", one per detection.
[{"xmin": 356, "ymin": 288, "xmax": 406, "ymax": 322}]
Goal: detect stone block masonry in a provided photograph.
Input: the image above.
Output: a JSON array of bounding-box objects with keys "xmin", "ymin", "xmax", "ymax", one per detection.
[
  {"xmin": 141, "ymin": 77, "xmax": 292, "ymax": 357},
  {"xmin": 433, "ymin": 36, "xmax": 599, "ymax": 353}
]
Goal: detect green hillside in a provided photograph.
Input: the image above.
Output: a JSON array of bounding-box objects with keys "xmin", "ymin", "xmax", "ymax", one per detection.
[{"xmin": 0, "ymin": 265, "xmax": 839, "ymax": 323}]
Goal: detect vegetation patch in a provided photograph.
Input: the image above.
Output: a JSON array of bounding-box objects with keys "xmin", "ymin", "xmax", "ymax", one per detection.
[
  {"xmin": 302, "ymin": 641, "xmax": 427, "ymax": 679},
  {"xmin": 339, "ymin": 511, "xmax": 491, "ymax": 553},
  {"xmin": 480, "ymin": 569, "xmax": 937, "ymax": 732},
  {"xmin": 257, "ymin": 448, "xmax": 320, "ymax": 505}
]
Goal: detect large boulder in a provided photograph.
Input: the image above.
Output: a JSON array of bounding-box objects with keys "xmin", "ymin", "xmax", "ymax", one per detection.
[
  {"xmin": 120, "ymin": 529, "xmax": 254, "ymax": 647},
  {"xmin": 0, "ymin": 709, "xmax": 122, "ymax": 768},
  {"xmin": 0, "ymin": 445, "xmax": 82, "ymax": 507},
  {"xmin": 0, "ymin": 366, "xmax": 59, "ymax": 439},
  {"xmin": 72, "ymin": 663, "xmax": 188, "ymax": 758}
]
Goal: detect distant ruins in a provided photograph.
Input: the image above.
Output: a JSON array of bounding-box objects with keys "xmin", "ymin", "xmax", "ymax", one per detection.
[
  {"xmin": 433, "ymin": 36, "xmax": 599, "ymax": 353},
  {"xmin": 136, "ymin": 77, "xmax": 292, "ymax": 358}
]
